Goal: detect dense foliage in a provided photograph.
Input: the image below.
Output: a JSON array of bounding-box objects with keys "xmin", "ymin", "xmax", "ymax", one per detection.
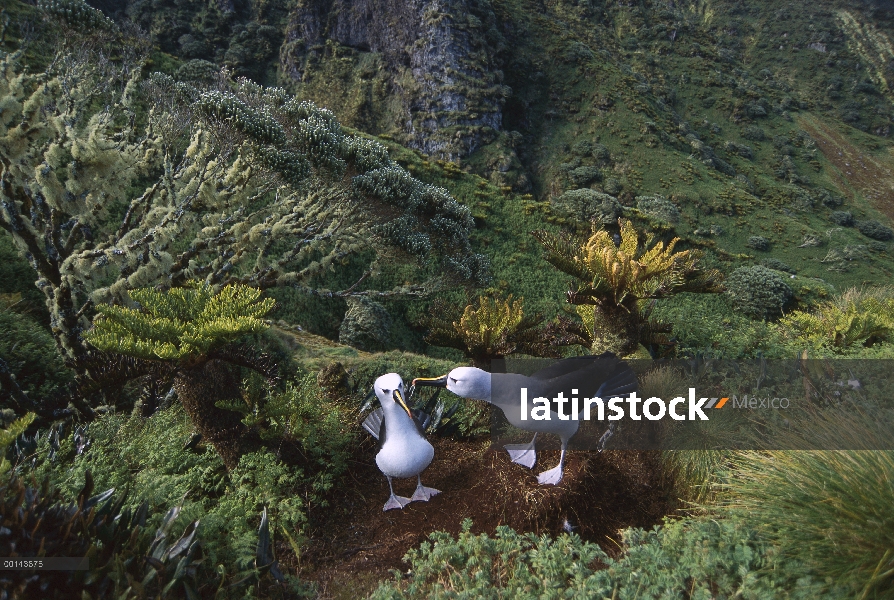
[
  {"xmin": 369, "ymin": 517, "xmax": 844, "ymax": 599},
  {"xmin": 533, "ymin": 219, "xmax": 722, "ymax": 355},
  {"xmin": 0, "ymin": 37, "xmax": 485, "ymax": 395},
  {"xmin": 2, "ymin": 0, "xmax": 894, "ymax": 597}
]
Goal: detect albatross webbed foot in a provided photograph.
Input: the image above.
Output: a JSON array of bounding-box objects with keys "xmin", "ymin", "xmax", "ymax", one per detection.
[
  {"xmin": 537, "ymin": 464, "xmax": 564, "ymax": 485},
  {"xmin": 410, "ymin": 485, "xmax": 441, "ymax": 502},
  {"xmin": 410, "ymin": 475, "xmax": 440, "ymax": 502},
  {"xmin": 504, "ymin": 434, "xmax": 538, "ymax": 468},
  {"xmin": 383, "ymin": 494, "xmax": 411, "ymax": 511}
]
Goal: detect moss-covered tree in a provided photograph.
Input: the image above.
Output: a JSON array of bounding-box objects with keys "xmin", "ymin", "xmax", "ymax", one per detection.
[
  {"xmin": 0, "ymin": 2, "xmax": 486, "ymax": 415},
  {"xmin": 82, "ymin": 282, "xmax": 278, "ymax": 470},
  {"xmin": 533, "ymin": 219, "xmax": 723, "ymax": 356}
]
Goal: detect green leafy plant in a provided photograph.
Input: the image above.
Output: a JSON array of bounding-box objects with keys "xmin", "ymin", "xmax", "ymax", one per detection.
[
  {"xmin": 82, "ymin": 282, "xmax": 278, "ymax": 470},
  {"xmin": 533, "ymin": 219, "xmax": 723, "ymax": 356},
  {"xmin": 780, "ymin": 286, "xmax": 894, "ymax": 351},
  {"xmin": 19, "ymin": 405, "xmax": 317, "ymax": 597},
  {"xmin": 0, "ymin": 412, "xmax": 34, "ymax": 476},
  {"xmin": 422, "ymin": 293, "xmax": 582, "ymax": 368},
  {"xmin": 0, "ymin": 470, "xmax": 208, "ymax": 599},
  {"xmin": 724, "ymin": 265, "xmax": 793, "ymax": 320},
  {"xmin": 369, "ymin": 516, "xmax": 839, "ymax": 598}
]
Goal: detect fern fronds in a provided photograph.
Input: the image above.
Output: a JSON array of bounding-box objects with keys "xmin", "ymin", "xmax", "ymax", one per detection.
[
  {"xmin": 0, "ymin": 413, "xmax": 35, "ymax": 476},
  {"xmin": 84, "ymin": 282, "xmax": 275, "ymax": 361}
]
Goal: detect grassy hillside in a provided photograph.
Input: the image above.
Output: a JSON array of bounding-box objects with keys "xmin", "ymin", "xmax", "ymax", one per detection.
[
  {"xmin": 1, "ymin": 1, "xmax": 894, "ymax": 598},
  {"xmin": 3, "ymin": 0, "xmax": 894, "ymax": 350}
]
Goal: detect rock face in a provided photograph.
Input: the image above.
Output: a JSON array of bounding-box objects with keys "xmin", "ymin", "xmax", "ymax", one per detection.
[{"xmin": 282, "ymin": 0, "xmax": 507, "ymax": 159}]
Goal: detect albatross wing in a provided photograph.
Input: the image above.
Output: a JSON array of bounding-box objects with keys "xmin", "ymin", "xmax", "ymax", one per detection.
[{"xmin": 362, "ymin": 408, "xmax": 384, "ymax": 440}]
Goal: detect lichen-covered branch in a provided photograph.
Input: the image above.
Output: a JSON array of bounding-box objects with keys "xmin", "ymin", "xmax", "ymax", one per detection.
[{"xmin": 0, "ymin": 35, "xmax": 487, "ymax": 411}]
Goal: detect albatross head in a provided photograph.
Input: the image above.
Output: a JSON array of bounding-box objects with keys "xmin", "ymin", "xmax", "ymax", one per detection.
[
  {"xmin": 412, "ymin": 367, "xmax": 491, "ymax": 402},
  {"xmin": 374, "ymin": 373, "xmax": 413, "ymax": 419}
]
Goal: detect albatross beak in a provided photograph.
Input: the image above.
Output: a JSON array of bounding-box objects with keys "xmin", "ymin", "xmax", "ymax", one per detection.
[
  {"xmin": 393, "ymin": 389, "xmax": 413, "ymax": 419},
  {"xmin": 411, "ymin": 375, "xmax": 448, "ymax": 388}
]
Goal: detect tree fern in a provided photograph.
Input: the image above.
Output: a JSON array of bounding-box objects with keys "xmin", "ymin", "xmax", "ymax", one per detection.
[
  {"xmin": 82, "ymin": 282, "xmax": 278, "ymax": 470},
  {"xmin": 534, "ymin": 219, "xmax": 722, "ymax": 356}
]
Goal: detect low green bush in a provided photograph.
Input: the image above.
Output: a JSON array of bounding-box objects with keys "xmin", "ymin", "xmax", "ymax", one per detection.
[
  {"xmin": 20, "ymin": 401, "xmax": 331, "ymax": 589},
  {"xmin": 369, "ymin": 516, "xmax": 841, "ymax": 599},
  {"xmin": 779, "ymin": 286, "xmax": 894, "ymax": 352},
  {"xmin": 636, "ymin": 194, "xmax": 681, "ymax": 224},
  {"xmin": 724, "ymin": 265, "xmax": 792, "ymax": 320},
  {"xmin": 759, "ymin": 257, "xmax": 796, "ymax": 273},
  {"xmin": 551, "ymin": 189, "xmax": 621, "ymax": 225},
  {"xmin": 653, "ymin": 293, "xmax": 790, "ymax": 358},
  {"xmin": 745, "ymin": 235, "xmax": 771, "ymax": 251},
  {"xmin": 0, "ymin": 310, "xmax": 72, "ymax": 401},
  {"xmin": 857, "ymin": 219, "xmax": 894, "ymax": 241},
  {"xmin": 339, "ymin": 297, "xmax": 393, "ymax": 351},
  {"xmin": 829, "ymin": 210, "xmax": 854, "ymax": 227}
]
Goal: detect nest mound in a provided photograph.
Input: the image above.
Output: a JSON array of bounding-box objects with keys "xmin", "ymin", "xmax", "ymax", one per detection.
[{"xmin": 301, "ymin": 435, "xmax": 670, "ymax": 597}]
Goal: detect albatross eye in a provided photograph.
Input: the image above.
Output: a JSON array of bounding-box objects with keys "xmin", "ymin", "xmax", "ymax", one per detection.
[{"xmin": 382, "ymin": 389, "xmax": 390, "ymax": 394}]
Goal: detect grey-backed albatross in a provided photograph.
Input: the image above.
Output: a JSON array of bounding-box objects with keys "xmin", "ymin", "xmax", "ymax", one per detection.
[
  {"xmin": 413, "ymin": 353, "xmax": 637, "ymax": 485},
  {"xmin": 362, "ymin": 373, "xmax": 441, "ymax": 511}
]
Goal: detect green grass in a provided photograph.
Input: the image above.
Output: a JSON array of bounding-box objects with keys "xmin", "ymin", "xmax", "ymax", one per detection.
[{"xmin": 723, "ymin": 427, "xmax": 894, "ymax": 597}]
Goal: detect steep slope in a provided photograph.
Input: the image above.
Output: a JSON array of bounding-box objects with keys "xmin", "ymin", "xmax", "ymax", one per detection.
[{"xmin": 6, "ymin": 0, "xmax": 894, "ymax": 346}]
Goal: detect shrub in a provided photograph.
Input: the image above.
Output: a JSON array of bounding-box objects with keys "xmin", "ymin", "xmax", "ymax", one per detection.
[
  {"xmin": 724, "ymin": 266, "xmax": 793, "ymax": 319},
  {"xmin": 421, "ymin": 294, "xmax": 580, "ymax": 368},
  {"xmin": 856, "ymin": 219, "xmax": 894, "ymax": 241},
  {"xmin": 21, "ymin": 403, "xmax": 328, "ymax": 591},
  {"xmin": 591, "ymin": 143, "xmax": 611, "ymax": 161},
  {"xmin": 636, "ymin": 195, "xmax": 681, "ymax": 224},
  {"xmin": 0, "ymin": 413, "xmax": 35, "ymax": 476},
  {"xmin": 175, "ymin": 58, "xmax": 220, "ymax": 82},
  {"xmin": 550, "ymin": 189, "xmax": 622, "ymax": 225},
  {"xmin": 83, "ymin": 282, "xmax": 278, "ymax": 468},
  {"xmin": 652, "ymin": 293, "xmax": 790, "ymax": 358},
  {"xmin": 742, "ymin": 125, "xmax": 766, "ymax": 141},
  {"xmin": 339, "ymin": 297, "xmax": 393, "ymax": 351},
  {"xmin": 570, "ymin": 139, "xmax": 594, "ymax": 156},
  {"xmin": 745, "ymin": 235, "xmax": 770, "ymax": 251},
  {"xmin": 534, "ymin": 219, "xmax": 723, "ymax": 356},
  {"xmin": 779, "ymin": 286, "xmax": 894, "ymax": 351},
  {"xmin": 369, "ymin": 516, "xmax": 837, "ymax": 598},
  {"xmin": 0, "ymin": 472, "xmax": 214, "ymax": 599},
  {"xmin": 569, "ymin": 165, "xmax": 602, "ymax": 186},
  {"xmin": 760, "ymin": 258, "xmax": 796, "ymax": 273},
  {"xmin": 829, "ymin": 210, "xmax": 854, "ymax": 226},
  {"xmin": 723, "ymin": 140, "xmax": 753, "ymax": 159},
  {"xmin": 37, "ymin": 0, "xmax": 115, "ymax": 31},
  {"xmin": 816, "ymin": 189, "xmax": 845, "ymax": 208},
  {"xmin": 0, "ymin": 310, "xmax": 72, "ymax": 402},
  {"xmin": 602, "ymin": 176, "xmax": 622, "ymax": 195}
]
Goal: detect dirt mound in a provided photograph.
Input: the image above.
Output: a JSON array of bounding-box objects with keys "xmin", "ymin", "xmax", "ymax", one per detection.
[{"xmin": 298, "ymin": 435, "xmax": 670, "ymax": 598}]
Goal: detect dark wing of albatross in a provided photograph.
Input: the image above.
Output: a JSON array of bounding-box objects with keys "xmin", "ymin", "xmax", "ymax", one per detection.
[
  {"xmin": 520, "ymin": 353, "xmax": 639, "ymax": 414},
  {"xmin": 361, "ymin": 405, "xmax": 434, "ymax": 451}
]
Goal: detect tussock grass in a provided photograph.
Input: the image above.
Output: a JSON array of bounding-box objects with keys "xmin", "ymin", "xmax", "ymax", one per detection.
[
  {"xmin": 722, "ymin": 410, "xmax": 894, "ymax": 598},
  {"xmin": 642, "ymin": 365, "xmax": 738, "ymax": 504}
]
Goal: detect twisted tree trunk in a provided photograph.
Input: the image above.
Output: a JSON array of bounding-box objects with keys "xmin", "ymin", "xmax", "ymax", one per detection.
[{"xmin": 174, "ymin": 359, "xmax": 259, "ymax": 471}]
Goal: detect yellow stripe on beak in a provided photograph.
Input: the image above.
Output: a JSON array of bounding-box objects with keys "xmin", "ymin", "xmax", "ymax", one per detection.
[
  {"xmin": 394, "ymin": 389, "xmax": 413, "ymax": 419},
  {"xmin": 412, "ymin": 375, "xmax": 448, "ymax": 388}
]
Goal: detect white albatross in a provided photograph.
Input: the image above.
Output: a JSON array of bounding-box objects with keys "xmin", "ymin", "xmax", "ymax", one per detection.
[
  {"xmin": 362, "ymin": 373, "xmax": 441, "ymax": 511},
  {"xmin": 413, "ymin": 354, "xmax": 637, "ymax": 485}
]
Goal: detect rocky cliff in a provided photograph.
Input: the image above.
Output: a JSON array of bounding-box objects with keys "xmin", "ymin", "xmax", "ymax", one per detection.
[{"xmin": 281, "ymin": 0, "xmax": 509, "ymax": 158}]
